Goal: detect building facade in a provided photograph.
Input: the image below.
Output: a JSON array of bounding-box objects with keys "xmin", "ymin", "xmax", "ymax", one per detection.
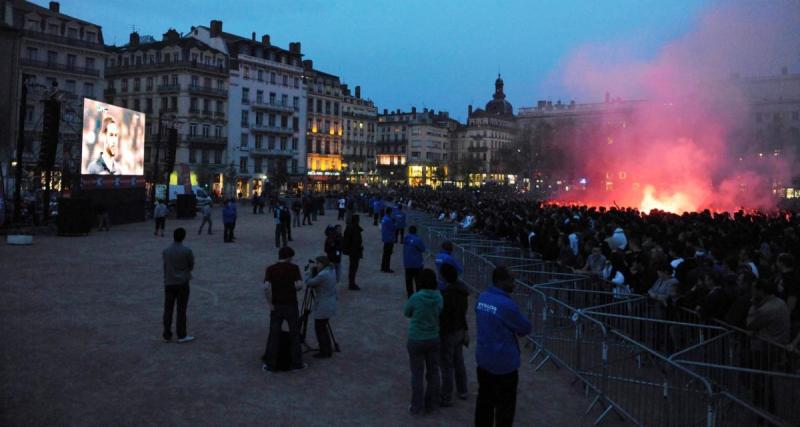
[
  {"xmin": 377, "ymin": 107, "xmax": 451, "ymax": 186},
  {"xmin": 105, "ymin": 29, "xmax": 229, "ymax": 195},
  {"xmin": 303, "ymin": 60, "xmax": 343, "ymax": 190},
  {"xmin": 341, "ymin": 84, "xmax": 377, "ymax": 184},
  {"xmin": 189, "ymin": 20, "xmax": 306, "ymax": 197},
  {"xmin": 453, "ymin": 76, "xmax": 517, "ymax": 185},
  {"xmin": 1, "ymin": 0, "xmax": 106, "ymax": 194}
]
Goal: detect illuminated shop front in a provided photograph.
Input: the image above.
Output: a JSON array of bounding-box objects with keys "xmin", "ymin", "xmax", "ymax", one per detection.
[{"xmin": 407, "ymin": 164, "xmax": 448, "ymax": 188}]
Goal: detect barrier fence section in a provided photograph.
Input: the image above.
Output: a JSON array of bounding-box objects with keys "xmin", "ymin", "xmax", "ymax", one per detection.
[{"xmin": 408, "ymin": 210, "xmax": 800, "ymax": 427}]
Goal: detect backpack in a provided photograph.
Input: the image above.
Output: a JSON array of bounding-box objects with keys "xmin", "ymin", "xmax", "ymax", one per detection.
[{"xmin": 279, "ymin": 208, "xmax": 290, "ymax": 223}]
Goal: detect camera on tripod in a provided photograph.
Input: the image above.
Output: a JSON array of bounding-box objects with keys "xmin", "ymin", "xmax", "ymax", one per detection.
[{"xmin": 304, "ymin": 259, "xmax": 318, "ymax": 276}]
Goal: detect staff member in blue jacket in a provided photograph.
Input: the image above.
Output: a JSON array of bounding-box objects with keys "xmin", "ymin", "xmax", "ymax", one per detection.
[
  {"xmin": 403, "ymin": 225, "xmax": 426, "ymax": 297},
  {"xmin": 380, "ymin": 207, "xmax": 397, "ymax": 273},
  {"xmin": 393, "ymin": 204, "xmax": 407, "ymax": 243},
  {"xmin": 435, "ymin": 241, "xmax": 463, "ymax": 289},
  {"xmin": 474, "ymin": 265, "xmax": 532, "ymax": 427},
  {"xmin": 372, "ymin": 198, "xmax": 384, "ymax": 226}
]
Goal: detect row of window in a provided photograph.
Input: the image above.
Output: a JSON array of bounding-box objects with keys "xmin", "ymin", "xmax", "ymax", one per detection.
[
  {"xmin": 307, "ymin": 119, "xmax": 342, "ymax": 135},
  {"xmin": 188, "ymin": 149, "xmax": 224, "ymax": 164},
  {"xmin": 25, "ymin": 48, "xmax": 96, "ymax": 69},
  {"xmin": 307, "ymin": 97, "xmax": 340, "ymax": 115},
  {"xmin": 189, "ymin": 97, "xmax": 225, "ymax": 115},
  {"xmin": 242, "ymin": 66, "xmax": 300, "ymax": 88},
  {"xmin": 241, "ymin": 88, "xmax": 298, "ymax": 107},
  {"xmin": 241, "ymin": 111, "xmax": 299, "ymax": 130},
  {"xmin": 24, "ymin": 19, "xmax": 98, "ymax": 43},
  {"xmin": 109, "ymin": 51, "xmax": 224, "ymax": 68},
  {"xmin": 306, "ymin": 139, "xmax": 341, "ymax": 155},
  {"xmin": 188, "ymin": 124, "xmax": 224, "ymax": 138},
  {"xmin": 114, "ymin": 75, "xmax": 225, "ymax": 92},
  {"xmin": 118, "ymin": 96, "xmax": 176, "ymax": 114},
  {"xmin": 239, "ymin": 157, "xmax": 299, "ymax": 174},
  {"xmin": 241, "ymin": 134, "xmax": 299, "ymax": 151}
]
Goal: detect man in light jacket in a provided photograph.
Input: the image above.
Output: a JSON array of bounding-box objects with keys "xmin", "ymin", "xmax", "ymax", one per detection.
[
  {"xmin": 162, "ymin": 227, "xmax": 195, "ymax": 343},
  {"xmin": 305, "ymin": 256, "xmax": 338, "ymax": 358}
]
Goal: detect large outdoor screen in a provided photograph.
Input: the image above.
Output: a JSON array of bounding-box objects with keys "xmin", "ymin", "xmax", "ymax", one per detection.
[{"xmin": 81, "ymin": 98, "xmax": 145, "ymax": 176}]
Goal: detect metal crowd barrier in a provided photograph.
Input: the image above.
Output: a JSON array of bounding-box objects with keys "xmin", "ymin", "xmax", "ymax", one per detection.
[{"xmin": 407, "ymin": 209, "xmax": 799, "ymax": 426}]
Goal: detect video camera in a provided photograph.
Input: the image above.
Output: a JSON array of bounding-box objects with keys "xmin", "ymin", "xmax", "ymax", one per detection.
[{"xmin": 304, "ymin": 259, "xmax": 318, "ymax": 276}]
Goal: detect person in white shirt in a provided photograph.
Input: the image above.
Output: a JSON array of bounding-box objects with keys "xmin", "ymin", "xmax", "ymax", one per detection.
[
  {"xmin": 87, "ymin": 116, "xmax": 121, "ymax": 175},
  {"xmin": 337, "ymin": 197, "xmax": 347, "ymax": 221},
  {"xmin": 154, "ymin": 200, "xmax": 168, "ymax": 237}
]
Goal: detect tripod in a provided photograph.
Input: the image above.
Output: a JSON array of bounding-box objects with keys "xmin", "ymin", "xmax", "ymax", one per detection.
[{"xmin": 299, "ymin": 286, "xmax": 341, "ymax": 353}]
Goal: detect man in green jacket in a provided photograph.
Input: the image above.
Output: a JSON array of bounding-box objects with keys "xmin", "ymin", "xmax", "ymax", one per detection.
[{"xmin": 403, "ymin": 269, "xmax": 443, "ymax": 415}]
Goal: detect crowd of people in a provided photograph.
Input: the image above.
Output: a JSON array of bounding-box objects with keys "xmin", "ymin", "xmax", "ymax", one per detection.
[
  {"xmin": 403, "ymin": 186, "xmax": 800, "ymax": 352},
  {"xmin": 155, "ymin": 183, "xmax": 799, "ymax": 425}
]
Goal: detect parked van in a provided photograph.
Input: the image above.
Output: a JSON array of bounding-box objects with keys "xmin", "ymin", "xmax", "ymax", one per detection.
[{"xmin": 168, "ymin": 185, "xmax": 212, "ymax": 208}]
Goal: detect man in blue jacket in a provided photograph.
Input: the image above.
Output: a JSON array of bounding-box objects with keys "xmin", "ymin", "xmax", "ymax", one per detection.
[
  {"xmin": 435, "ymin": 241, "xmax": 463, "ymax": 289},
  {"xmin": 372, "ymin": 198, "xmax": 384, "ymax": 226},
  {"xmin": 475, "ymin": 265, "xmax": 532, "ymax": 427},
  {"xmin": 403, "ymin": 225, "xmax": 426, "ymax": 297},
  {"xmin": 222, "ymin": 199, "xmax": 237, "ymax": 243},
  {"xmin": 393, "ymin": 204, "xmax": 407, "ymax": 244},
  {"xmin": 380, "ymin": 207, "xmax": 396, "ymax": 273}
]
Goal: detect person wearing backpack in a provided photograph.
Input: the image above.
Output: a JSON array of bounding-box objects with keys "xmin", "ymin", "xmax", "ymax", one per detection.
[{"xmin": 325, "ymin": 224, "xmax": 343, "ymax": 283}]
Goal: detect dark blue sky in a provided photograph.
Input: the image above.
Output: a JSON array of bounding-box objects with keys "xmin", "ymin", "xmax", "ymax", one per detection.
[{"xmin": 45, "ymin": 0, "xmax": 711, "ymax": 120}]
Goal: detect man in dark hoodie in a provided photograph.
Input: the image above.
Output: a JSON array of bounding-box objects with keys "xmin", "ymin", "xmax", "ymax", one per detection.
[
  {"xmin": 341, "ymin": 214, "xmax": 363, "ymax": 290},
  {"xmin": 439, "ymin": 263, "xmax": 469, "ymax": 407}
]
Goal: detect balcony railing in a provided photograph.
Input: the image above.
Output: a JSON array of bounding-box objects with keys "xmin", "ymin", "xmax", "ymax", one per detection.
[
  {"xmin": 251, "ymin": 100, "xmax": 295, "ymax": 113},
  {"xmin": 157, "ymin": 84, "xmax": 181, "ymax": 93},
  {"xmin": 467, "ymin": 146, "xmax": 488, "ymax": 153},
  {"xmin": 251, "ymin": 124, "xmax": 294, "ymax": 135},
  {"xmin": 106, "ymin": 59, "xmax": 228, "ymax": 76},
  {"xmin": 23, "ymin": 29, "xmax": 104, "ymax": 51},
  {"xmin": 188, "ymin": 84, "xmax": 228, "ymax": 97},
  {"xmin": 214, "ymin": 111, "xmax": 225, "ymax": 118},
  {"xmin": 20, "ymin": 58, "xmax": 100, "ymax": 77}
]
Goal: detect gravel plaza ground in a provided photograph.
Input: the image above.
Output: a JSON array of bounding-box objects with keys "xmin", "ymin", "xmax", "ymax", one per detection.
[{"xmin": 1, "ymin": 206, "xmax": 627, "ymax": 426}]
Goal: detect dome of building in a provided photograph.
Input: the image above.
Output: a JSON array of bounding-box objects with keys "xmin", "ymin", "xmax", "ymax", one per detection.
[{"xmin": 484, "ymin": 75, "xmax": 513, "ymax": 116}]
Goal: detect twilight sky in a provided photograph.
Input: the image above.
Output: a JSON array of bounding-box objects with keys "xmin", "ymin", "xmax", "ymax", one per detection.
[{"xmin": 43, "ymin": 0, "xmax": 717, "ymax": 120}]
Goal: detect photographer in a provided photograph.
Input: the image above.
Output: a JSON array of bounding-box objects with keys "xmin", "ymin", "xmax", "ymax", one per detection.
[
  {"xmin": 262, "ymin": 247, "xmax": 305, "ymax": 372},
  {"xmin": 305, "ymin": 256, "xmax": 338, "ymax": 359}
]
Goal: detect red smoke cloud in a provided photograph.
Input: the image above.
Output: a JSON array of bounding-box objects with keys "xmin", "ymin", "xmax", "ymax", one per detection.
[{"xmin": 550, "ymin": 2, "xmax": 798, "ymax": 213}]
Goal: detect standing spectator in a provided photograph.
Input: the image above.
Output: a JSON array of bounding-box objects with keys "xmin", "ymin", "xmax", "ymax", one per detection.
[
  {"xmin": 324, "ymin": 224, "xmax": 343, "ymax": 283},
  {"xmin": 252, "ymin": 192, "xmax": 260, "ymax": 214},
  {"xmin": 303, "ymin": 197, "xmax": 314, "ymax": 226},
  {"xmin": 404, "ymin": 269, "xmax": 443, "ymax": 415},
  {"xmin": 475, "ymin": 266, "xmax": 532, "ymax": 427},
  {"xmin": 747, "ymin": 279, "xmax": 790, "ymax": 416},
  {"xmin": 222, "ymin": 199, "xmax": 237, "ymax": 243},
  {"xmin": 305, "ymin": 256, "xmax": 338, "ymax": 358},
  {"xmin": 162, "ymin": 227, "xmax": 195, "ymax": 343},
  {"xmin": 439, "ymin": 263, "xmax": 469, "ymax": 406},
  {"xmin": 337, "ymin": 196, "xmax": 347, "ymax": 221},
  {"xmin": 394, "ymin": 205, "xmax": 407, "ymax": 243},
  {"xmin": 281, "ymin": 203, "xmax": 293, "ymax": 243},
  {"xmin": 154, "ymin": 199, "xmax": 168, "ymax": 237},
  {"xmin": 274, "ymin": 204, "xmax": 289, "ymax": 248},
  {"xmin": 381, "ymin": 207, "xmax": 397, "ymax": 273},
  {"xmin": 198, "ymin": 203, "xmax": 212, "ymax": 235},
  {"xmin": 435, "ymin": 241, "xmax": 464, "ymax": 289},
  {"xmin": 403, "ymin": 225, "xmax": 426, "ymax": 297},
  {"xmin": 372, "ymin": 197, "xmax": 384, "ymax": 226},
  {"xmin": 96, "ymin": 202, "xmax": 110, "ymax": 231},
  {"xmin": 342, "ymin": 214, "xmax": 364, "ymax": 290},
  {"xmin": 262, "ymin": 246, "xmax": 306, "ymax": 372},
  {"xmin": 292, "ymin": 199, "xmax": 302, "ymax": 227}
]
